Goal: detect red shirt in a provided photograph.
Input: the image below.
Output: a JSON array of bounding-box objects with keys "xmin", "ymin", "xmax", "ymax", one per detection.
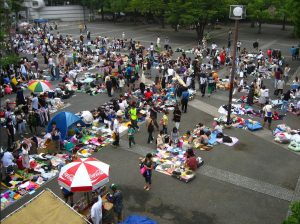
[
  {"xmin": 145, "ymin": 91, "xmax": 153, "ymax": 100},
  {"xmin": 186, "ymin": 157, "xmax": 198, "ymax": 171}
]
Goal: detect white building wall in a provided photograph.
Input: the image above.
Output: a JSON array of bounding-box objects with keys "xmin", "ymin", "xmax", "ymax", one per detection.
[{"xmin": 29, "ymin": 5, "xmax": 88, "ymax": 22}]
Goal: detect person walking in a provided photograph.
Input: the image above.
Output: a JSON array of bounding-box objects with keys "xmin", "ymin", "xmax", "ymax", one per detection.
[
  {"xmin": 173, "ymin": 105, "xmax": 182, "ymax": 129},
  {"xmin": 283, "ymin": 64, "xmax": 291, "ymax": 83},
  {"xmin": 129, "ymin": 103, "xmax": 139, "ymax": 131},
  {"xmin": 149, "ymin": 105, "xmax": 159, "ymax": 130},
  {"xmin": 146, "ymin": 116, "xmax": 155, "ymax": 144},
  {"xmin": 207, "ymin": 73, "xmax": 214, "ymax": 96},
  {"xmin": 140, "ymin": 153, "xmax": 154, "ymax": 191},
  {"xmin": 277, "ymin": 78, "xmax": 285, "ymax": 96},
  {"xmin": 181, "ymin": 88, "xmax": 189, "ymax": 113},
  {"xmin": 199, "ymin": 73, "xmax": 207, "ymax": 97},
  {"xmin": 127, "ymin": 124, "xmax": 136, "ymax": 148}
]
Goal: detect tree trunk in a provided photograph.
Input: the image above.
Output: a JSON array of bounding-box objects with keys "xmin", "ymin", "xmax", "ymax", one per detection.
[
  {"xmin": 250, "ymin": 20, "xmax": 255, "ymax": 27},
  {"xmin": 196, "ymin": 23, "xmax": 206, "ymax": 41},
  {"xmin": 282, "ymin": 15, "xmax": 286, "ymax": 30},
  {"xmin": 161, "ymin": 10, "xmax": 165, "ymax": 28},
  {"xmin": 134, "ymin": 9, "xmax": 137, "ymax": 25},
  {"xmin": 101, "ymin": 5, "xmax": 104, "ymax": 21}
]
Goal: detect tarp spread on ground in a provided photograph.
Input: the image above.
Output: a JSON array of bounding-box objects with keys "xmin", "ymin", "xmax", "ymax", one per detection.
[
  {"xmin": 121, "ymin": 215, "xmax": 157, "ymax": 224},
  {"xmin": 1, "ymin": 153, "xmax": 68, "ymax": 210},
  {"xmin": 1, "ymin": 189, "xmax": 89, "ymax": 224}
]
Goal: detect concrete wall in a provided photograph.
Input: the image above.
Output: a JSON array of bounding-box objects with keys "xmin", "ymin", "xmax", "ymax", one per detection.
[{"xmin": 29, "ymin": 5, "xmax": 88, "ymax": 22}]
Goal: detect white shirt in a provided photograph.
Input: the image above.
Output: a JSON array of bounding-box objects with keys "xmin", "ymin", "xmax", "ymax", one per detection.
[
  {"xmin": 211, "ymin": 43, "xmax": 217, "ymax": 49},
  {"xmin": 2, "ymin": 151, "xmax": 14, "ymax": 167},
  {"xmin": 113, "ymin": 119, "xmax": 120, "ymax": 133},
  {"xmin": 157, "ymin": 37, "xmax": 160, "ymax": 44},
  {"xmin": 91, "ymin": 196, "xmax": 102, "ymax": 224},
  {"xmin": 119, "ymin": 79, "xmax": 125, "ymax": 88},
  {"xmin": 277, "ymin": 80, "xmax": 285, "ymax": 90},
  {"xmin": 263, "ymin": 104, "xmax": 272, "ymax": 117},
  {"xmin": 32, "ymin": 97, "xmax": 39, "ymax": 110}
]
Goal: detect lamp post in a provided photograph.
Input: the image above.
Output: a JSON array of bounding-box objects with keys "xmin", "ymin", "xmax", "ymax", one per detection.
[{"xmin": 226, "ymin": 5, "xmax": 246, "ymax": 125}]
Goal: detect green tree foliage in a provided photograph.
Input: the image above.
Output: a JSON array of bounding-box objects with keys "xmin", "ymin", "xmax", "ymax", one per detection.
[
  {"xmin": 247, "ymin": 0, "xmax": 272, "ymax": 33},
  {"xmin": 283, "ymin": 202, "xmax": 300, "ymax": 224}
]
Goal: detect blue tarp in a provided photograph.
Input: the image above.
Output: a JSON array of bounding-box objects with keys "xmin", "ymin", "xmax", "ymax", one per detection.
[
  {"xmin": 47, "ymin": 111, "xmax": 84, "ymax": 140},
  {"xmin": 33, "ymin": 18, "xmax": 48, "ymax": 23},
  {"xmin": 121, "ymin": 215, "xmax": 157, "ymax": 224}
]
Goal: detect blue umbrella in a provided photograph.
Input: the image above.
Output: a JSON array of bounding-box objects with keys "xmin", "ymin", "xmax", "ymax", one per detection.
[{"xmin": 47, "ymin": 111, "xmax": 84, "ymax": 140}]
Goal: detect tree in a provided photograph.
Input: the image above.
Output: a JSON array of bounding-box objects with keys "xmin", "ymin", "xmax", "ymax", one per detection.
[
  {"xmin": 247, "ymin": 0, "xmax": 272, "ymax": 34},
  {"xmin": 166, "ymin": 0, "xmax": 227, "ymax": 40},
  {"xmin": 283, "ymin": 202, "xmax": 300, "ymax": 224}
]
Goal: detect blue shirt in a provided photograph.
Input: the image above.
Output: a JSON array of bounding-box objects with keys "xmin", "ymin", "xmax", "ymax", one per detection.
[{"xmin": 182, "ymin": 91, "xmax": 189, "ymax": 100}]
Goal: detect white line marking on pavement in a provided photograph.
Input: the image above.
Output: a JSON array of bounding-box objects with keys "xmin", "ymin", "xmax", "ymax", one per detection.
[{"xmin": 199, "ymin": 165, "xmax": 294, "ymax": 201}]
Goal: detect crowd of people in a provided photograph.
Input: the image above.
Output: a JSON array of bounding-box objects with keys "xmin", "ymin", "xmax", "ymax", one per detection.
[{"xmin": 1, "ymin": 21, "xmax": 300, "ymax": 224}]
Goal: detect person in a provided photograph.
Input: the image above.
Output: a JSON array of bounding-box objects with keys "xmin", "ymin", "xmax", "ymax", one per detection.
[
  {"xmin": 112, "ymin": 117, "xmax": 121, "ymax": 147},
  {"xmin": 140, "ymin": 153, "xmax": 154, "ymax": 191},
  {"xmin": 144, "ymin": 88, "xmax": 153, "ymax": 102},
  {"xmin": 281, "ymin": 90, "xmax": 291, "ymax": 113},
  {"xmin": 110, "ymin": 184, "xmax": 123, "ymax": 223},
  {"xmin": 21, "ymin": 143, "xmax": 30, "ymax": 170},
  {"xmin": 253, "ymin": 40, "xmax": 259, "ymax": 51},
  {"xmin": 284, "ymin": 64, "xmax": 291, "ymax": 82},
  {"xmin": 291, "ymin": 46, "xmax": 297, "ymax": 60},
  {"xmin": 50, "ymin": 122, "xmax": 61, "ymax": 152},
  {"xmin": 146, "ymin": 116, "xmax": 155, "ymax": 144},
  {"xmin": 199, "ymin": 130, "xmax": 212, "ymax": 150},
  {"xmin": 149, "ymin": 105, "xmax": 159, "ymax": 130},
  {"xmin": 172, "ymin": 105, "xmax": 182, "ymax": 129},
  {"xmin": 28, "ymin": 110, "xmax": 38, "ymax": 134},
  {"xmin": 118, "ymin": 76, "xmax": 125, "ymax": 93},
  {"xmin": 237, "ymin": 40, "xmax": 242, "ymax": 53},
  {"xmin": 199, "ymin": 73, "xmax": 207, "ymax": 97},
  {"xmin": 105, "ymin": 76, "xmax": 113, "ymax": 97},
  {"xmin": 258, "ymin": 86, "xmax": 268, "ymax": 108},
  {"xmin": 207, "ymin": 73, "xmax": 214, "ymax": 96},
  {"xmin": 1, "ymin": 148, "xmax": 15, "ymax": 174},
  {"xmin": 181, "ymin": 88, "xmax": 189, "ymax": 113},
  {"xmin": 129, "ymin": 103, "xmax": 139, "ymax": 131},
  {"xmin": 185, "ymin": 148, "xmax": 198, "ymax": 171},
  {"xmin": 247, "ymin": 84, "xmax": 255, "ymax": 106},
  {"xmin": 127, "ymin": 124, "xmax": 136, "ymax": 148},
  {"xmin": 170, "ymin": 127, "xmax": 179, "ymax": 146},
  {"xmin": 161, "ymin": 110, "xmax": 169, "ymax": 134},
  {"xmin": 91, "ymin": 195, "xmax": 102, "ymax": 224},
  {"xmin": 6, "ymin": 118, "xmax": 15, "ymax": 148},
  {"xmin": 16, "ymin": 87, "xmax": 26, "ymax": 106},
  {"xmin": 276, "ymin": 78, "xmax": 285, "ymax": 96},
  {"xmin": 262, "ymin": 102, "xmax": 273, "ymax": 130},
  {"xmin": 31, "ymin": 93, "xmax": 39, "ymax": 110},
  {"xmin": 61, "ymin": 187, "xmax": 74, "ymax": 206}
]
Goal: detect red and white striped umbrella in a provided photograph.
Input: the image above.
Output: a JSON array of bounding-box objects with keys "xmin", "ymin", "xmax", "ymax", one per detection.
[{"xmin": 58, "ymin": 157, "xmax": 110, "ymax": 192}]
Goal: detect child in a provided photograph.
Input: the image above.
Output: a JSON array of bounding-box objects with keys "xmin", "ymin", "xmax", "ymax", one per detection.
[
  {"xmin": 160, "ymin": 110, "xmax": 169, "ymax": 134},
  {"xmin": 128, "ymin": 124, "xmax": 136, "ymax": 148},
  {"xmin": 170, "ymin": 127, "xmax": 179, "ymax": 146}
]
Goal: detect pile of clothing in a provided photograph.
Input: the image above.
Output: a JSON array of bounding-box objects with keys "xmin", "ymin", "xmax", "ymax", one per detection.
[{"xmin": 273, "ymin": 124, "xmax": 300, "ymax": 151}]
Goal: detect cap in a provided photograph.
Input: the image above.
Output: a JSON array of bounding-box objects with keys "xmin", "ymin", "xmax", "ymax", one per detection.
[{"xmin": 110, "ymin": 183, "xmax": 118, "ymax": 190}]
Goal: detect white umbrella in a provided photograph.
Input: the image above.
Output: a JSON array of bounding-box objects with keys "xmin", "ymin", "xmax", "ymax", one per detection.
[{"xmin": 58, "ymin": 157, "xmax": 110, "ymax": 192}]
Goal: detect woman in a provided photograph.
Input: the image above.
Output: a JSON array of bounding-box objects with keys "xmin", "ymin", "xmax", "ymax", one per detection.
[
  {"xmin": 140, "ymin": 153, "xmax": 154, "ymax": 191},
  {"xmin": 21, "ymin": 143, "xmax": 30, "ymax": 170},
  {"xmin": 258, "ymin": 85, "xmax": 268, "ymax": 108},
  {"xmin": 173, "ymin": 105, "xmax": 181, "ymax": 130},
  {"xmin": 199, "ymin": 130, "xmax": 212, "ymax": 151},
  {"xmin": 146, "ymin": 116, "xmax": 155, "ymax": 144},
  {"xmin": 247, "ymin": 84, "xmax": 255, "ymax": 106}
]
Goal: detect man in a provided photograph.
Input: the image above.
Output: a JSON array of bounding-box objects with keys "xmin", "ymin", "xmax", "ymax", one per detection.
[
  {"xmin": 6, "ymin": 118, "xmax": 15, "ymax": 148},
  {"xmin": 253, "ymin": 40, "xmax": 259, "ymax": 51},
  {"xmin": 164, "ymin": 37, "xmax": 169, "ymax": 50},
  {"xmin": 276, "ymin": 78, "xmax": 285, "ymax": 96},
  {"xmin": 262, "ymin": 102, "xmax": 273, "ymax": 130},
  {"xmin": 156, "ymin": 36, "xmax": 160, "ymax": 49},
  {"xmin": 91, "ymin": 195, "xmax": 102, "ymax": 224},
  {"xmin": 199, "ymin": 73, "xmax": 207, "ymax": 97},
  {"xmin": 290, "ymin": 46, "xmax": 296, "ymax": 60},
  {"xmin": 112, "ymin": 116, "xmax": 121, "ymax": 147},
  {"xmin": 129, "ymin": 103, "xmax": 139, "ymax": 131},
  {"xmin": 110, "ymin": 184, "xmax": 123, "ymax": 224},
  {"xmin": 237, "ymin": 40, "xmax": 242, "ymax": 53},
  {"xmin": 181, "ymin": 88, "xmax": 189, "ymax": 113}
]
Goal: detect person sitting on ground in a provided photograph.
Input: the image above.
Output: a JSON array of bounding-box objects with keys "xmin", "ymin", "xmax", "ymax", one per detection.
[
  {"xmin": 156, "ymin": 131, "xmax": 165, "ymax": 148},
  {"xmin": 170, "ymin": 127, "xmax": 180, "ymax": 146},
  {"xmin": 199, "ymin": 130, "xmax": 212, "ymax": 150},
  {"xmin": 184, "ymin": 148, "xmax": 199, "ymax": 171}
]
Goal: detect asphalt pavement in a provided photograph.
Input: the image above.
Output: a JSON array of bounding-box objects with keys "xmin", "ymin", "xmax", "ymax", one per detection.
[{"xmin": 1, "ymin": 22, "xmax": 300, "ymax": 224}]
